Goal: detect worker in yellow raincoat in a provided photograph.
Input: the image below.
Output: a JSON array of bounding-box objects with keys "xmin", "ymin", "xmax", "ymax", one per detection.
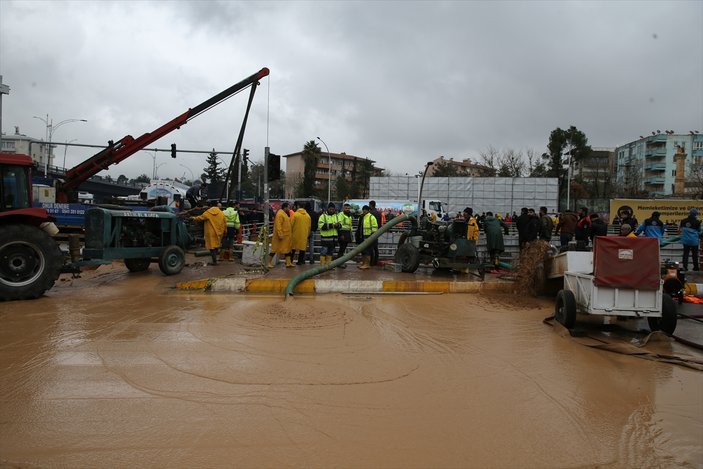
[
  {"xmin": 268, "ymin": 202, "xmax": 293, "ymax": 268},
  {"xmin": 290, "ymin": 202, "xmax": 312, "ymax": 265},
  {"xmin": 192, "ymin": 200, "xmax": 226, "ymax": 265}
]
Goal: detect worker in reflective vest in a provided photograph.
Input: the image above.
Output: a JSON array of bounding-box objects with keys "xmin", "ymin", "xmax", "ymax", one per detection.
[
  {"xmin": 318, "ymin": 202, "xmax": 340, "ymax": 266},
  {"xmin": 335, "ymin": 203, "xmax": 354, "ymax": 268},
  {"xmin": 221, "ymin": 200, "xmax": 241, "ymax": 262},
  {"xmin": 355, "ymin": 205, "xmax": 378, "ymax": 270}
]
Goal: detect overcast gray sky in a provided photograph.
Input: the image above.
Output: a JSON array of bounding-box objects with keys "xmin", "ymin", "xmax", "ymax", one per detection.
[{"xmin": 1, "ymin": 0, "xmax": 701, "ymax": 181}]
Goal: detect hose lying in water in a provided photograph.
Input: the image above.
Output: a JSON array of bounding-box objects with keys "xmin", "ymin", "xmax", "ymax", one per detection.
[{"xmin": 285, "ymin": 212, "xmax": 415, "ymax": 297}]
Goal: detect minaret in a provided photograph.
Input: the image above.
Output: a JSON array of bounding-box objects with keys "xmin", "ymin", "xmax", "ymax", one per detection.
[{"xmin": 674, "ymin": 145, "xmax": 687, "ymax": 196}]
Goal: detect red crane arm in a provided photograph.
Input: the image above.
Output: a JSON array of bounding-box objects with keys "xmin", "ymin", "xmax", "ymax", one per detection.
[{"xmin": 62, "ymin": 67, "xmax": 270, "ymax": 194}]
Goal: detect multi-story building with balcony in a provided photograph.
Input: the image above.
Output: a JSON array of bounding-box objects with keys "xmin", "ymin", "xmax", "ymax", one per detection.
[
  {"xmin": 283, "ymin": 151, "xmax": 383, "ymax": 199},
  {"xmin": 614, "ymin": 132, "xmax": 702, "ymax": 197}
]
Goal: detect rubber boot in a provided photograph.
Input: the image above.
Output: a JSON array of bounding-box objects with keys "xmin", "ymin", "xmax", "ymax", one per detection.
[
  {"xmin": 227, "ymin": 248, "xmax": 234, "ymax": 262},
  {"xmin": 285, "ymin": 256, "xmax": 294, "ymax": 268},
  {"xmin": 210, "ymin": 250, "xmax": 218, "ymax": 266},
  {"xmin": 320, "ymin": 256, "xmax": 327, "ymax": 266},
  {"xmin": 267, "ymin": 255, "xmax": 275, "ymax": 269},
  {"xmin": 326, "ymin": 256, "xmax": 334, "ymax": 268},
  {"xmin": 357, "ymin": 255, "xmax": 371, "ymax": 270}
]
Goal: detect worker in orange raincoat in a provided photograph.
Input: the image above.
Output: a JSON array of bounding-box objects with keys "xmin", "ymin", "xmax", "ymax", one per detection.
[
  {"xmin": 192, "ymin": 200, "xmax": 226, "ymax": 265},
  {"xmin": 290, "ymin": 202, "xmax": 312, "ymax": 265},
  {"xmin": 268, "ymin": 202, "xmax": 293, "ymax": 268}
]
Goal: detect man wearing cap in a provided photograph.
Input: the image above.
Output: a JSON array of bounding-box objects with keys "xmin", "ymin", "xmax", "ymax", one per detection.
[
  {"xmin": 635, "ymin": 211, "xmax": 665, "ymax": 244},
  {"xmin": 679, "ymin": 208, "xmax": 702, "ymax": 271},
  {"xmin": 318, "ymin": 202, "xmax": 341, "ymax": 266},
  {"xmin": 356, "ymin": 205, "xmax": 378, "ymax": 269}
]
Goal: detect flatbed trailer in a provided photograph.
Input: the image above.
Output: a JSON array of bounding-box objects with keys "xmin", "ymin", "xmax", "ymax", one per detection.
[{"xmin": 554, "ymin": 236, "xmax": 677, "ymax": 334}]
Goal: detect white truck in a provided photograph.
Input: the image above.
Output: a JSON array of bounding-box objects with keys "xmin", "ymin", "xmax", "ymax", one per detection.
[{"xmin": 344, "ymin": 199, "xmax": 446, "ymax": 220}]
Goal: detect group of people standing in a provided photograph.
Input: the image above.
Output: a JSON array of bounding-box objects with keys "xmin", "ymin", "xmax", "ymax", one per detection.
[
  {"xmin": 267, "ymin": 200, "xmax": 384, "ymax": 270},
  {"xmin": 189, "ymin": 197, "xmax": 702, "ymax": 273}
]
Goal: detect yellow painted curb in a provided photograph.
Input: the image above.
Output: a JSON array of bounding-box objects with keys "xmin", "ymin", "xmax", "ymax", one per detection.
[
  {"xmin": 382, "ymin": 281, "xmax": 453, "ymax": 292},
  {"xmin": 245, "ymin": 278, "xmax": 316, "ymax": 294},
  {"xmin": 175, "ymin": 279, "xmax": 211, "ymax": 290}
]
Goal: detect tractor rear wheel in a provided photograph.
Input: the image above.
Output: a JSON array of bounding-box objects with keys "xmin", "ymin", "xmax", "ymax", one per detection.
[
  {"xmin": 395, "ymin": 243, "xmax": 420, "ymax": 273},
  {"xmin": 0, "ymin": 224, "xmax": 63, "ymax": 301}
]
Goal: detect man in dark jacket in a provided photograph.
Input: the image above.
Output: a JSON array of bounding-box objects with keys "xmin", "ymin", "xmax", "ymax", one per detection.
[
  {"xmin": 680, "ymin": 208, "xmax": 702, "ymax": 271},
  {"xmin": 555, "ymin": 210, "xmax": 578, "ymax": 248},
  {"xmin": 524, "ymin": 208, "xmax": 540, "ymax": 245},
  {"xmin": 538, "ymin": 206, "xmax": 554, "ymax": 242},
  {"xmin": 369, "ymin": 200, "xmax": 382, "ymax": 265},
  {"xmin": 515, "ymin": 207, "xmax": 530, "ymax": 250},
  {"xmin": 589, "ymin": 213, "xmax": 608, "ymax": 245},
  {"xmin": 307, "ymin": 207, "xmax": 320, "ymax": 264}
]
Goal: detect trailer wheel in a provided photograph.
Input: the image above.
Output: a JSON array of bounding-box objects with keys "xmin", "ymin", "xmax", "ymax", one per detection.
[
  {"xmin": 0, "ymin": 224, "xmax": 63, "ymax": 301},
  {"xmin": 555, "ymin": 289, "xmax": 577, "ymax": 329},
  {"xmin": 395, "ymin": 243, "xmax": 420, "ymax": 273},
  {"xmin": 124, "ymin": 258, "xmax": 151, "ymax": 272},
  {"xmin": 158, "ymin": 245, "xmax": 185, "ymax": 276},
  {"xmin": 648, "ymin": 294, "xmax": 678, "ymax": 335}
]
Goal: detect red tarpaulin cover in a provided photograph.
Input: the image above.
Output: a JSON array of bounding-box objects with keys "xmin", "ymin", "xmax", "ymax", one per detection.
[{"xmin": 592, "ymin": 236, "xmax": 661, "ymax": 290}]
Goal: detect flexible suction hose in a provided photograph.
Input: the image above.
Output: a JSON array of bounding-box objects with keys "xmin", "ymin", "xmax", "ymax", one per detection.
[{"xmin": 284, "ymin": 213, "xmax": 416, "ymax": 297}]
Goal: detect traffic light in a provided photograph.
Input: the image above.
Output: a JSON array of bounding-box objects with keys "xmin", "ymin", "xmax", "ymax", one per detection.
[
  {"xmin": 243, "ymin": 148, "xmax": 249, "ymax": 161},
  {"xmin": 267, "ymin": 153, "xmax": 280, "ymax": 181},
  {"xmin": 171, "ymin": 143, "xmax": 177, "ymax": 158}
]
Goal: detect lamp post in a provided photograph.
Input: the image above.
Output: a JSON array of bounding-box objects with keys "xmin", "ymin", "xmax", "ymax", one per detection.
[
  {"xmin": 179, "ymin": 164, "xmax": 194, "ymax": 182},
  {"xmin": 62, "ymin": 138, "xmax": 77, "ymax": 171},
  {"xmin": 33, "ymin": 114, "xmax": 87, "ymax": 175},
  {"xmin": 564, "ymin": 141, "xmax": 573, "ymax": 212},
  {"xmin": 316, "ymin": 136, "xmax": 332, "ymax": 206}
]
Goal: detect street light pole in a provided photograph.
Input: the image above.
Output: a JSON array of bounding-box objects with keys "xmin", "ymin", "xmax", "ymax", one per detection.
[
  {"xmin": 63, "ymin": 138, "xmax": 77, "ymax": 170},
  {"xmin": 0, "ymin": 76, "xmax": 10, "ymax": 151},
  {"xmin": 179, "ymin": 164, "xmax": 194, "ymax": 182},
  {"xmin": 316, "ymin": 136, "xmax": 331, "ymax": 206},
  {"xmin": 33, "ymin": 115, "xmax": 87, "ymax": 176},
  {"xmin": 565, "ymin": 140, "xmax": 573, "ymax": 212}
]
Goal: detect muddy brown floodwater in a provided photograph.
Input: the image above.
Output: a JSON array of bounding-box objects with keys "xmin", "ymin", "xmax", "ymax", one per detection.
[{"xmin": 1, "ymin": 264, "xmax": 702, "ymax": 468}]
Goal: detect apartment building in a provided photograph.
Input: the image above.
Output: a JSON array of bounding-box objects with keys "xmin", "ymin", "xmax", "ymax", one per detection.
[
  {"xmin": 283, "ymin": 151, "xmax": 383, "ymax": 199},
  {"xmin": 614, "ymin": 131, "xmax": 702, "ymax": 196}
]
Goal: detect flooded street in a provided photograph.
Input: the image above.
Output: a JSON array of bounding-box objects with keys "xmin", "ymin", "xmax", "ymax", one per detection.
[{"xmin": 1, "ymin": 264, "xmax": 702, "ymax": 468}]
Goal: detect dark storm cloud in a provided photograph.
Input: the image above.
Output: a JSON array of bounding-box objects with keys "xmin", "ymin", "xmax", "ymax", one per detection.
[{"xmin": 1, "ymin": 0, "xmax": 701, "ymax": 179}]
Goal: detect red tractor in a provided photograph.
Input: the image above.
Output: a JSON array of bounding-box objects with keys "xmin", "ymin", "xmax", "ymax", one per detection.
[{"xmin": 0, "ymin": 153, "xmax": 63, "ymax": 300}]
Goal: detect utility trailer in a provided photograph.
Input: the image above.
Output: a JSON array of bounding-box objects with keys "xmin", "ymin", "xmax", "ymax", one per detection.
[{"xmin": 554, "ymin": 236, "xmax": 677, "ymax": 334}]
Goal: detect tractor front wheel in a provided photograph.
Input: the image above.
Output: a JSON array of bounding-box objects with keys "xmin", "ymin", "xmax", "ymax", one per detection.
[{"xmin": 0, "ymin": 224, "xmax": 63, "ymax": 301}]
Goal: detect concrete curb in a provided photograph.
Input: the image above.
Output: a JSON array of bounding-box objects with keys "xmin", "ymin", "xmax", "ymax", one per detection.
[{"xmin": 176, "ymin": 277, "xmax": 513, "ymax": 294}]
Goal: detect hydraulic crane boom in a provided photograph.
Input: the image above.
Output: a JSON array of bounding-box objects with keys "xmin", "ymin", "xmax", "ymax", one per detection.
[{"xmin": 60, "ymin": 67, "xmax": 269, "ymax": 202}]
